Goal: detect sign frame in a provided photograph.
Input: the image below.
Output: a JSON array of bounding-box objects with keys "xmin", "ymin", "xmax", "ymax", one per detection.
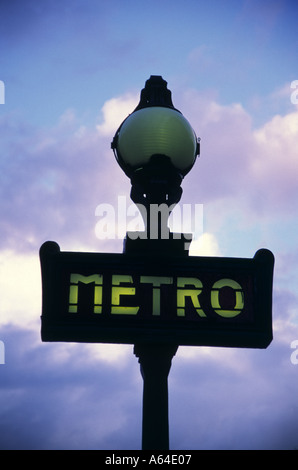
[{"xmin": 40, "ymin": 241, "xmax": 274, "ymax": 349}]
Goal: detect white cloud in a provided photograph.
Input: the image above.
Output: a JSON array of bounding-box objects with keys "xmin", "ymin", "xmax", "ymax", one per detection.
[
  {"xmin": 250, "ymin": 110, "xmax": 298, "ymax": 213},
  {"xmin": 179, "ymin": 89, "xmax": 298, "ymax": 221},
  {"xmin": 254, "ymin": 111, "xmax": 298, "ymax": 147},
  {"xmin": 42, "ymin": 341, "xmax": 133, "ymax": 369},
  {"xmin": 0, "ymin": 250, "xmax": 41, "ymax": 329},
  {"xmin": 96, "ymin": 93, "xmax": 138, "ymax": 137},
  {"xmin": 189, "ymin": 233, "xmax": 220, "ymax": 256}
]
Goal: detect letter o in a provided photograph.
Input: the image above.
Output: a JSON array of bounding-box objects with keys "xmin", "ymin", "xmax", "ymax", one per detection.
[{"xmin": 211, "ymin": 278, "xmax": 244, "ymax": 318}]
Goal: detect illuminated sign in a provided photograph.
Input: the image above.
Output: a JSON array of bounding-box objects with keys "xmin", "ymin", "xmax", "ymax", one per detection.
[{"xmin": 40, "ymin": 241, "xmax": 274, "ymax": 348}]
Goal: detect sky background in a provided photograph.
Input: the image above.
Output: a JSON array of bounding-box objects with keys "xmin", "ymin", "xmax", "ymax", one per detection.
[{"xmin": 1, "ymin": 0, "xmax": 298, "ymax": 450}]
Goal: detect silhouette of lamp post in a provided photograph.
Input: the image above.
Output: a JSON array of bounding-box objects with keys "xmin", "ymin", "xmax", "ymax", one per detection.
[{"xmin": 111, "ymin": 76, "xmax": 200, "ymax": 450}]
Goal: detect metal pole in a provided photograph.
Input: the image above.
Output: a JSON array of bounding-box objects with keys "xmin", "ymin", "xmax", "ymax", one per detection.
[
  {"xmin": 134, "ymin": 343, "xmax": 178, "ymax": 450},
  {"xmin": 125, "ymin": 231, "xmax": 189, "ymax": 451}
]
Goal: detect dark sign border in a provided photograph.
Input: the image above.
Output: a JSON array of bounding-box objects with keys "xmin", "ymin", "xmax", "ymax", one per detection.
[{"xmin": 40, "ymin": 241, "xmax": 274, "ymax": 348}]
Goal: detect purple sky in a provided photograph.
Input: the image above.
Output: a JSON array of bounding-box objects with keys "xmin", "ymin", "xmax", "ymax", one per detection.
[{"xmin": 1, "ymin": 0, "xmax": 298, "ymax": 450}]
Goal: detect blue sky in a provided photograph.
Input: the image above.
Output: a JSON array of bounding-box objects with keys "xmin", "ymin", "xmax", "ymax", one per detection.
[{"xmin": 1, "ymin": 0, "xmax": 298, "ymax": 450}]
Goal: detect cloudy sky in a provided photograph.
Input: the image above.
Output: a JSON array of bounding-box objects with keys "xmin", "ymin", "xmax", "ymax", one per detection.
[{"xmin": 1, "ymin": 0, "xmax": 298, "ymax": 450}]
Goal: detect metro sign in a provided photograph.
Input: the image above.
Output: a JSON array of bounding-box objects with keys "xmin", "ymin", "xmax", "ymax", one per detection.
[{"xmin": 40, "ymin": 241, "xmax": 274, "ymax": 348}]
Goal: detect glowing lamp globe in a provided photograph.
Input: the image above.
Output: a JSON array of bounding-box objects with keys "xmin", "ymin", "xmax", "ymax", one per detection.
[
  {"xmin": 111, "ymin": 76, "xmax": 200, "ymax": 213},
  {"xmin": 112, "ymin": 76, "xmax": 199, "ymax": 181},
  {"xmin": 114, "ymin": 106, "xmax": 198, "ymax": 178}
]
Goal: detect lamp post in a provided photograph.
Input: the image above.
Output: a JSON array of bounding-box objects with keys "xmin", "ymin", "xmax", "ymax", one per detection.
[
  {"xmin": 111, "ymin": 76, "xmax": 200, "ymax": 450},
  {"xmin": 40, "ymin": 75, "xmax": 274, "ymax": 451}
]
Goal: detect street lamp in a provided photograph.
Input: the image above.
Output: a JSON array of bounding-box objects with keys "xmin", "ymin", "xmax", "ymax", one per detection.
[
  {"xmin": 39, "ymin": 75, "xmax": 274, "ymax": 451},
  {"xmin": 112, "ymin": 76, "xmax": 200, "ymax": 450},
  {"xmin": 111, "ymin": 75, "xmax": 200, "ymax": 243}
]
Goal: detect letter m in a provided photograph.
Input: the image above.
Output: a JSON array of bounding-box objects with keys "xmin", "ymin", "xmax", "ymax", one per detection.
[{"xmin": 69, "ymin": 273, "xmax": 103, "ymax": 314}]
